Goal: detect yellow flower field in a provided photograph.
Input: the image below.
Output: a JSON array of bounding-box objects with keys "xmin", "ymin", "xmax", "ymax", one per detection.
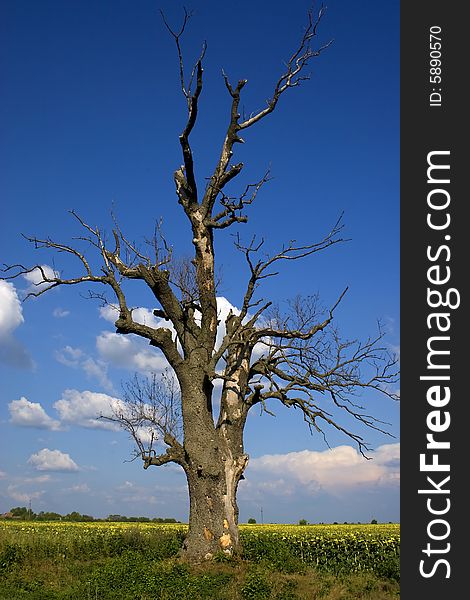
[{"xmin": 0, "ymin": 520, "xmax": 399, "ymax": 576}]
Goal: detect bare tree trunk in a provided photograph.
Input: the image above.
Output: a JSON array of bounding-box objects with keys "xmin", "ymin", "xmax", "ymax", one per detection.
[
  {"xmin": 182, "ymin": 454, "xmax": 245, "ymax": 560},
  {"xmin": 180, "ymin": 441, "xmax": 248, "ymax": 559},
  {"xmin": 178, "ymin": 376, "xmax": 248, "ymax": 560}
]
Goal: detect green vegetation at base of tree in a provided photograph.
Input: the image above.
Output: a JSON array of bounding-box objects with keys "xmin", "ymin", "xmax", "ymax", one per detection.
[
  {"xmin": 0, "ymin": 521, "xmax": 399, "ymax": 599},
  {"xmin": 0, "ymin": 560, "xmax": 400, "ymax": 600}
]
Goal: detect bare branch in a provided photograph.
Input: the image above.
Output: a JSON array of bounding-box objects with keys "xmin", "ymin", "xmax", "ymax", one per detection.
[
  {"xmin": 160, "ymin": 7, "xmax": 192, "ymax": 100},
  {"xmin": 162, "ymin": 8, "xmax": 207, "ymax": 206},
  {"xmin": 207, "ymin": 171, "xmax": 271, "ymax": 230},
  {"xmin": 102, "ymin": 372, "xmax": 186, "ymax": 468},
  {"xmin": 198, "ymin": 6, "xmax": 332, "ymax": 221},
  {"xmin": 257, "ymin": 287, "xmax": 348, "ymax": 341},
  {"xmin": 245, "ymin": 308, "xmax": 399, "ymax": 456},
  {"xmin": 2, "ymin": 236, "xmax": 108, "ymax": 299},
  {"xmin": 239, "ymin": 6, "xmax": 332, "ymax": 130},
  {"xmin": 234, "ymin": 214, "xmax": 346, "ymax": 325}
]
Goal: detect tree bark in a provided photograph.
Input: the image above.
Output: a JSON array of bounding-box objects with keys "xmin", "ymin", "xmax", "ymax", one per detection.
[
  {"xmin": 182, "ymin": 450, "xmax": 247, "ymax": 560},
  {"xmin": 180, "ymin": 414, "xmax": 248, "ymax": 559}
]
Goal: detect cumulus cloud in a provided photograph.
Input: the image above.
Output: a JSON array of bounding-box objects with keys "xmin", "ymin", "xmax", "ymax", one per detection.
[
  {"xmin": 7, "ymin": 485, "xmax": 45, "ymax": 503},
  {"xmin": 99, "ymin": 304, "xmax": 119, "ymax": 323},
  {"xmin": 81, "ymin": 357, "xmax": 113, "ymax": 390},
  {"xmin": 22, "ymin": 264, "xmax": 58, "ymax": 293},
  {"xmin": 0, "ymin": 281, "xmax": 33, "ymax": 368},
  {"xmin": 56, "ymin": 346, "xmax": 113, "ymax": 392},
  {"xmin": 248, "ymin": 444, "xmax": 400, "ymax": 494},
  {"xmin": 100, "ymin": 305, "xmax": 165, "ymax": 330},
  {"xmin": 8, "ymin": 397, "xmax": 62, "ymax": 431},
  {"xmin": 7, "ymin": 388, "xmax": 137, "ymax": 433},
  {"xmin": 53, "ymin": 389, "xmax": 124, "ymax": 430},
  {"xmin": 96, "ymin": 296, "xmax": 267, "ymax": 379},
  {"xmin": 99, "ymin": 305, "xmax": 173, "ymax": 373},
  {"xmin": 0, "ymin": 281, "xmax": 24, "ymax": 333},
  {"xmin": 53, "ymin": 307, "xmax": 70, "ymax": 318},
  {"xmin": 56, "ymin": 346, "xmax": 83, "ymax": 365},
  {"xmin": 52, "ymin": 390, "xmax": 161, "ymax": 447},
  {"xmin": 28, "ymin": 448, "xmax": 79, "ymax": 472},
  {"xmin": 96, "ymin": 331, "xmax": 169, "ymax": 372},
  {"xmin": 131, "ymin": 307, "xmax": 164, "ymax": 329}
]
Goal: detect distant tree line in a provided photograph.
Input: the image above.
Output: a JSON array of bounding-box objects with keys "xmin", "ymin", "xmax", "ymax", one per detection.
[
  {"xmin": 1, "ymin": 507, "xmax": 179, "ymax": 523},
  {"xmin": 2, "ymin": 507, "xmax": 386, "ymax": 525}
]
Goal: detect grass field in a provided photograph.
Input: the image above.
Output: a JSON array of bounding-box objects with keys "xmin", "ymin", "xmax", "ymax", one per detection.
[{"xmin": 0, "ymin": 521, "xmax": 400, "ymax": 599}]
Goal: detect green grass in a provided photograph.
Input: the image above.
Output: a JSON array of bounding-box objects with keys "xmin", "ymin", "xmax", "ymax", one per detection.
[{"xmin": 0, "ymin": 521, "xmax": 400, "ymax": 599}]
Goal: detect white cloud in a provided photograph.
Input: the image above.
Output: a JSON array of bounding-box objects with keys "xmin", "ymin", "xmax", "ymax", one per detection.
[
  {"xmin": 53, "ymin": 307, "xmax": 70, "ymax": 318},
  {"xmin": 22, "ymin": 264, "xmax": 58, "ymax": 292},
  {"xmin": 100, "ymin": 305, "xmax": 166, "ymax": 330},
  {"xmin": 96, "ymin": 331, "xmax": 169, "ymax": 373},
  {"xmin": 22, "ymin": 475, "xmax": 52, "ymax": 484},
  {"xmin": 99, "ymin": 304, "xmax": 119, "ymax": 323},
  {"xmin": 28, "ymin": 448, "xmax": 79, "ymax": 472},
  {"xmin": 96, "ymin": 296, "xmax": 267, "ymax": 377},
  {"xmin": 0, "ymin": 281, "xmax": 32, "ymax": 368},
  {"xmin": 96, "ymin": 304, "xmax": 176, "ymax": 373},
  {"xmin": 214, "ymin": 296, "xmax": 240, "ymax": 349},
  {"xmin": 0, "ymin": 470, "xmax": 6, "ymax": 479},
  {"xmin": 56, "ymin": 346, "xmax": 84, "ymax": 365},
  {"xmin": 82, "ymin": 357, "xmax": 113, "ymax": 390},
  {"xmin": 248, "ymin": 443, "xmax": 400, "ymax": 494},
  {"xmin": 0, "ymin": 280, "xmax": 24, "ymax": 334},
  {"xmin": 7, "ymin": 485, "xmax": 45, "ymax": 503},
  {"xmin": 98, "ymin": 306, "xmax": 173, "ymax": 373},
  {"xmin": 53, "ymin": 389, "xmax": 124, "ymax": 430},
  {"xmin": 134, "ymin": 426, "xmax": 157, "ymax": 445},
  {"xmin": 53, "ymin": 390, "xmax": 161, "ymax": 448},
  {"xmin": 56, "ymin": 346, "xmax": 114, "ymax": 392},
  {"xmin": 66, "ymin": 483, "xmax": 90, "ymax": 493},
  {"xmin": 131, "ymin": 307, "xmax": 162, "ymax": 329},
  {"xmin": 116, "ymin": 480, "xmax": 135, "ymax": 491},
  {"xmin": 8, "ymin": 397, "xmax": 62, "ymax": 431}
]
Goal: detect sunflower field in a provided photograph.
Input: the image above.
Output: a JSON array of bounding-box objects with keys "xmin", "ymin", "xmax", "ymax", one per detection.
[{"xmin": 0, "ymin": 520, "xmax": 400, "ymax": 599}]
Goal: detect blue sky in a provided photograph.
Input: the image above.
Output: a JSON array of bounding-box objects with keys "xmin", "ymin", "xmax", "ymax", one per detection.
[{"xmin": 0, "ymin": 0, "xmax": 399, "ymax": 523}]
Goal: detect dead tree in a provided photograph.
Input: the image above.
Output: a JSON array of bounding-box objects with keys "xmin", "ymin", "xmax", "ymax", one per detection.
[{"xmin": 2, "ymin": 7, "xmax": 398, "ymax": 561}]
